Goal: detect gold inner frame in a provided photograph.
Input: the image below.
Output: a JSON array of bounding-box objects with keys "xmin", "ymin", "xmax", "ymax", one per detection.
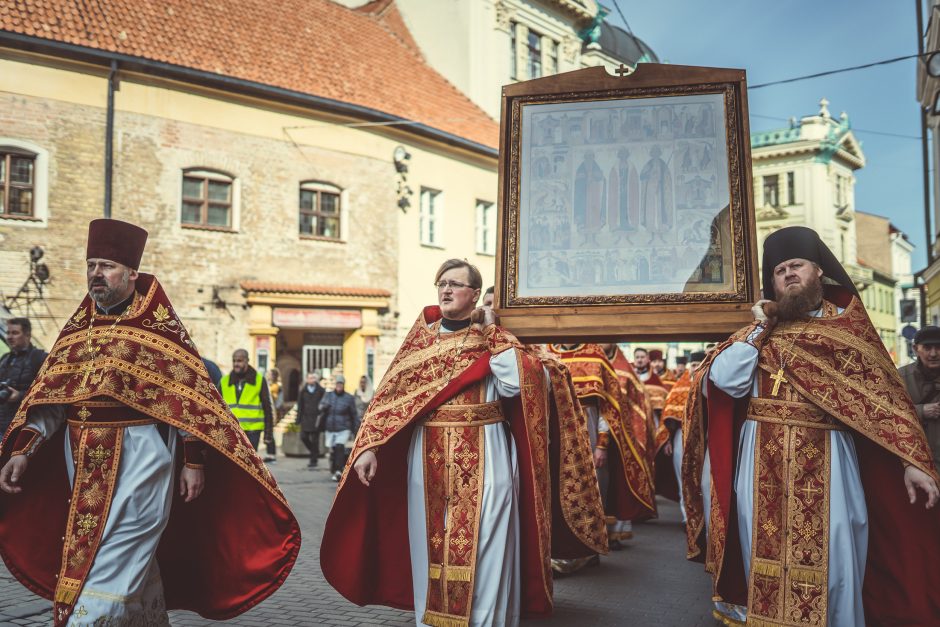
[{"xmin": 502, "ymin": 81, "xmax": 751, "ymax": 308}]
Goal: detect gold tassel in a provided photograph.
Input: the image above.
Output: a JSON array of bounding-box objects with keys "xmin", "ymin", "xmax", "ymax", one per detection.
[
  {"xmin": 790, "ymin": 567, "xmax": 826, "ymax": 585},
  {"xmin": 711, "ymin": 609, "xmax": 746, "ymax": 626},
  {"xmin": 744, "ymin": 617, "xmax": 785, "ymax": 627},
  {"xmin": 445, "ymin": 566, "xmax": 472, "ymax": 582},
  {"xmin": 428, "ymin": 564, "xmax": 442, "ymax": 580},
  {"xmin": 751, "ymin": 560, "xmax": 782, "ymax": 578},
  {"xmin": 54, "ymin": 577, "xmax": 81, "ymax": 604},
  {"xmin": 422, "ymin": 610, "xmax": 470, "ymax": 627}
]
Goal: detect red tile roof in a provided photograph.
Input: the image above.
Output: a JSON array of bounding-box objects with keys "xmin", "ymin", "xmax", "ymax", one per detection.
[
  {"xmin": 1, "ymin": 0, "xmax": 499, "ymax": 150},
  {"xmin": 241, "ymin": 281, "xmax": 391, "ymax": 299}
]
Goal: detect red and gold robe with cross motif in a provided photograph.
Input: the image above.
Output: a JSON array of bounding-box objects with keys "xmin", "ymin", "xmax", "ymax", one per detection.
[
  {"xmin": 320, "ymin": 308, "xmax": 606, "ymax": 626},
  {"xmin": 683, "ymin": 286, "xmax": 940, "ymax": 626},
  {"xmin": 0, "ymin": 274, "xmax": 300, "ymax": 626}
]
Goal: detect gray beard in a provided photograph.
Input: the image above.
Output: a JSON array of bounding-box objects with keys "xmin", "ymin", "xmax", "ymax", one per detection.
[{"xmin": 89, "ymin": 278, "xmax": 130, "ymax": 308}]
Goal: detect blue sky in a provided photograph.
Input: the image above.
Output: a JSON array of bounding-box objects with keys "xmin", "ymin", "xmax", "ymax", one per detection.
[{"xmin": 608, "ymin": 1, "xmax": 930, "ymax": 267}]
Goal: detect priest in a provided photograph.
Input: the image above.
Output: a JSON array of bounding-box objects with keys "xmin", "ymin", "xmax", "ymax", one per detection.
[
  {"xmin": 634, "ymin": 347, "xmax": 671, "ymax": 427},
  {"xmin": 683, "ymin": 226, "xmax": 940, "ymax": 626},
  {"xmin": 654, "ymin": 351, "xmax": 705, "ymax": 522},
  {"xmin": 547, "ymin": 343, "xmax": 656, "ymax": 551},
  {"xmin": 0, "ymin": 219, "xmax": 300, "ymax": 626},
  {"xmin": 602, "ymin": 343, "xmax": 656, "ymax": 489},
  {"xmin": 320, "ymin": 259, "xmax": 606, "ymax": 627}
]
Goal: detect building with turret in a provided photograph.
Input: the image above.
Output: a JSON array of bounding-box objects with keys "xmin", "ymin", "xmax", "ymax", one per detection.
[{"xmin": 750, "ymin": 98, "xmax": 872, "ymax": 293}]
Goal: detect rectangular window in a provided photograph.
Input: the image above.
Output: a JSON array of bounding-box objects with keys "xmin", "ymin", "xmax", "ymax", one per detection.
[
  {"xmin": 181, "ymin": 171, "xmax": 232, "ymax": 228},
  {"xmin": 0, "ymin": 150, "xmax": 36, "ymax": 217},
  {"xmin": 835, "ymin": 175, "xmax": 847, "ymax": 207},
  {"xmin": 476, "ymin": 200, "xmax": 496, "ymax": 255},
  {"xmin": 787, "ymin": 171, "xmax": 795, "ymax": 205},
  {"xmin": 420, "ymin": 188, "xmax": 442, "ymax": 247},
  {"xmin": 763, "ymin": 174, "xmax": 779, "ymax": 208},
  {"xmin": 300, "ymin": 183, "xmax": 342, "ymax": 240},
  {"xmin": 510, "ymin": 21, "xmax": 518, "ymax": 80},
  {"xmin": 546, "ymin": 39, "xmax": 558, "ymax": 75},
  {"xmin": 527, "ymin": 30, "xmax": 542, "ymax": 79}
]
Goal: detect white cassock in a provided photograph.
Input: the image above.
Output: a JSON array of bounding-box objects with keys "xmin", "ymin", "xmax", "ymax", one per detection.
[
  {"xmin": 707, "ymin": 306, "xmax": 868, "ymax": 627},
  {"xmin": 671, "ymin": 429, "xmax": 686, "ymax": 524},
  {"xmin": 407, "ymin": 333, "xmax": 522, "ymax": 627},
  {"xmin": 27, "ymin": 406, "xmax": 176, "ymax": 626}
]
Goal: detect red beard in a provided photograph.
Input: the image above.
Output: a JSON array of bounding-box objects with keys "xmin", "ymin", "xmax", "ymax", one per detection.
[{"xmin": 774, "ymin": 277, "xmax": 823, "ymax": 321}]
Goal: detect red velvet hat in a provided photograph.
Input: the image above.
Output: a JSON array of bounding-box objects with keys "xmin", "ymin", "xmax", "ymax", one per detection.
[
  {"xmin": 86, "ymin": 219, "xmax": 148, "ymax": 270},
  {"xmin": 648, "ymin": 349, "xmax": 664, "ymax": 361}
]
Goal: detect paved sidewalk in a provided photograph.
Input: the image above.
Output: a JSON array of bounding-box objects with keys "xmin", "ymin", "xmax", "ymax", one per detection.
[{"xmin": 0, "ymin": 455, "xmax": 716, "ymax": 626}]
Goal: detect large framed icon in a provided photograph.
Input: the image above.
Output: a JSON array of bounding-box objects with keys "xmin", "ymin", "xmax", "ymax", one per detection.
[{"xmin": 494, "ymin": 63, "xmax": 760, "ymax": 341}]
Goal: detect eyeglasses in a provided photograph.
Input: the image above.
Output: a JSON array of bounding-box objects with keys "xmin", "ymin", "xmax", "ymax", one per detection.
[{"xmin": 435, "ymin": 280, "xmax": 473, "ymax": 290}]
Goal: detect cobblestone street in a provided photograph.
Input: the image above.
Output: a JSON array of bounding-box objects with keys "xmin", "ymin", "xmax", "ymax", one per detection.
[{"xmin": 0, "ymin": 455, "xmax": 715, "ymax": 626}]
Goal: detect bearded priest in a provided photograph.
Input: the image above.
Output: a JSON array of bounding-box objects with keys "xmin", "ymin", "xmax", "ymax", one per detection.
[
  {"xmin": 0, "ymin": 219, "xmax": 300, "ymax": 626},
  {"xmin": 683, "ymin": 226, "xmax": 940, "ymax": 626},
  {"xmin": 320, "ymin": 259, "xmax": 606, "ymax": 627}
]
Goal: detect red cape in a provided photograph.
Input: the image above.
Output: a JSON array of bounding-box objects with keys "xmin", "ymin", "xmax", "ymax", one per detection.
[
  {"xmin": 0, "ymin": 275, "xmax": 300, "ymax": 619},
  {"xmin": 684, "ymin": 287, "xmax": 940, "ymax": 624},
  {"xmin": 320, "ymin": 309, "xmax": 606, "ymax": 619}
]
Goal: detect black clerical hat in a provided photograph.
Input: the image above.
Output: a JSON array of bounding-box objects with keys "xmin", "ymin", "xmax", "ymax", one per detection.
[
  {"xmin": 690, "ymin": 351, "xmax": 707, "ymax": 362},
  {"xmin": 761, "ymin": 226, "xmax": 858, "ymax": 299}
]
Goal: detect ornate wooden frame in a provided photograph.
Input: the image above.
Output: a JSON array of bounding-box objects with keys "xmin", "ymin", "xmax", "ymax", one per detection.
[{"xmin": 494, "ymin": 64, "xmax": 759, "ymax": 341}]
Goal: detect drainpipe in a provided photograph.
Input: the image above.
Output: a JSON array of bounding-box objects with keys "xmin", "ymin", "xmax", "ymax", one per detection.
[
  {"xmin": 104, "ymin": 59, "xmax": 119, "ymax": 218},
  {"xmin": 918, "ymin": 0, "xmax": 932, "ymax": 326}
]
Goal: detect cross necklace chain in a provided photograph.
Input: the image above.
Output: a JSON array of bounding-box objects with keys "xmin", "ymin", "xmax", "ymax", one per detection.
[
  {"xmin": 769, "ymin": 319, "xmax": 811, "ymax": 397},
  {"xmin": 79, "ymin": 302, "xmax": 134, "ymax": 391},
  {"xmin": 434, "ymin": 323, "xmax": 470, "ymax": 388}
]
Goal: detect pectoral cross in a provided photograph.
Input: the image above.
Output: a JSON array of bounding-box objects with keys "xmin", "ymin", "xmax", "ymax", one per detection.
[{"xmin": 769, "ymin": 368, "xmax": 788, "ymax": 397}]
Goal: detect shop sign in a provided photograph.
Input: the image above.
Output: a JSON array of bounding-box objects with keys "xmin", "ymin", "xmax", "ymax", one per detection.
[{"xmin": 273, "ymin": 308, "xmax": 362, "ymax": 329}]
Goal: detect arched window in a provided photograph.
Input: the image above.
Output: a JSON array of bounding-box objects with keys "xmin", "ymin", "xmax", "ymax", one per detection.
[
  {"xmin": 181, "ymin": 168, "xmax": 235, "ymax": 229},
  {"xmin": 299, "ymin": 181, "xmax": 342, "ymax": 240}
]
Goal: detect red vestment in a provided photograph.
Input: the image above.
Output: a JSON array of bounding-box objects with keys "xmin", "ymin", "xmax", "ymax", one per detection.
[
  {"xmin": 608, "ymin": 347, "xmax": 656, "ymax": 472},
  {"xmin": 683, "ymin": 287, "xmax": 940, "ymax": 625},
  {"xmin": 547, "ymin": 344, "xmax": 656, "ymax": 523},
  {"xmin": 653, "ymin": 369, "xmax": 693, "ymax": 502},
  {"xmin": 0, "ymin": 275, "xmax": 300, "ymax": 624},
  {"xmin": 320, "ymin": 308, "xmax": 606, "ymax": 622}
]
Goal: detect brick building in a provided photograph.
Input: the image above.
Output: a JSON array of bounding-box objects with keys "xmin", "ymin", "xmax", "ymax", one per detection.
[{"xmin": 0, "ymin": 0, "xmax": 500, "ymax": 393}]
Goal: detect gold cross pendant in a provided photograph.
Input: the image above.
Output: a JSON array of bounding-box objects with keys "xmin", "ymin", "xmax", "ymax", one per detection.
[{"xmin": 769, "ymin": 368, "xmax": 787, "ymax": 397}]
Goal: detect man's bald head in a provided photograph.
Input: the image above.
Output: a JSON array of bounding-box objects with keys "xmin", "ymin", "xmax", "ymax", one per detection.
[{"xmin": 232, "ymin": 349, "xmax": 249, "ymax": 374}]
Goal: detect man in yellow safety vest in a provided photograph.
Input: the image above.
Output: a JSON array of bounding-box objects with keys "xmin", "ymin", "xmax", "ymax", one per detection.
[{"xmin": 220, "ymin": 349, "xmax": 275, "ymax": 462}]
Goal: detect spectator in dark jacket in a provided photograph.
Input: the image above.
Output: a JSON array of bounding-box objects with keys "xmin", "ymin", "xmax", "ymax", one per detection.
[
  {"xmin": 296, "ymin": 372, "xmax": 325, "ymax": 469},
  {"xmin": 899, "ymin": 325, "xmax": 940, "ymax": 464},
  {"xmin": 0, "ymin": 318, "xmax": 47, "ymax": 441},
  {"xmin": 319, "ymin": 375, "xmax": 358, "ymax": 481}
]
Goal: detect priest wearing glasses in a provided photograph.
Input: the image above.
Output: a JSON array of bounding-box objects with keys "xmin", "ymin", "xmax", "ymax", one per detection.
[
  {"xmin": 322, "ymin": 258, "xmax": 606, "ymax": 627},
  {"xmin": 683, "ymin": 226, "xmax": 940, "ymax": 626}
]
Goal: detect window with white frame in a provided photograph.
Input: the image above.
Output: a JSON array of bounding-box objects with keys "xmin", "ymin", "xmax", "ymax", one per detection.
[
  {"xmin": 476, "ymin": 200, "xmax": 496, "ymax": 255},
  {"xmin": 0, "ymin": 140, "xmax": 48, "ymax": 225},
  {"xmin": 299, "ymin": 181, "xmax": 342, "ymax": 240},
  {"xmin": 420, "ymin": 187, "xmax": 442, "ymax": 247},
  {"xmin": 0, "ymin": 147, "xmax": 36, "ymax": 217}
]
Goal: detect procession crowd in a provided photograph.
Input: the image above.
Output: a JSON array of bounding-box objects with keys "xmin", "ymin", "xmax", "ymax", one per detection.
[{"xmin": 0, "ymin": 220, "xmax": 938, "ymax": 627}]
